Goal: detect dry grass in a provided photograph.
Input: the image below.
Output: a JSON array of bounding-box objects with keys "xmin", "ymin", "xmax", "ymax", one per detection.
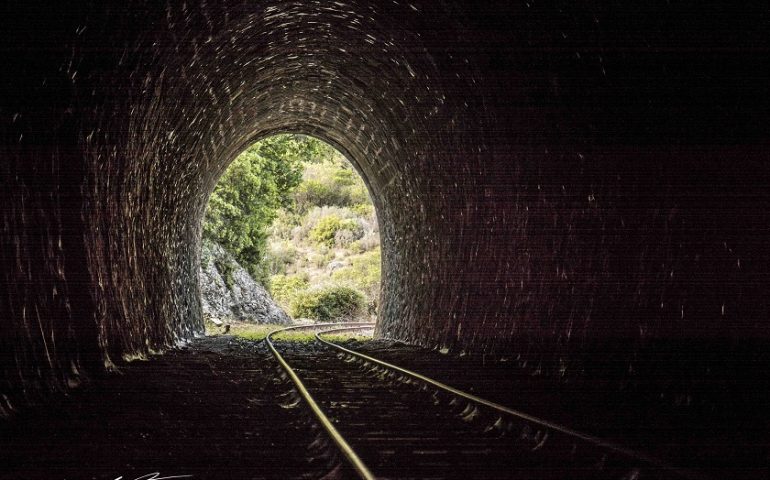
[
  {"xmin": 205, "ymin": 319, "xmax": 373, "ymax": 343},
  {"xmin": 320, "ymin": 332, "xmax": 373, "ymax": 343}
]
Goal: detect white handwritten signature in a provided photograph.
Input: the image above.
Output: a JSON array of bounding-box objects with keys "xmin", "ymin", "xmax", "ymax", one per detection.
[{"xmin": 114, "ymin": 473, "xmax": 193, "ymax": 480}]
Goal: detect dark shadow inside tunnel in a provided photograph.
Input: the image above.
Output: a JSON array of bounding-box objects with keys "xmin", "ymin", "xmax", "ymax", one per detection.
[{"xmin": 198, "ymin": 133, "xmax": 383, "ymax": 330}]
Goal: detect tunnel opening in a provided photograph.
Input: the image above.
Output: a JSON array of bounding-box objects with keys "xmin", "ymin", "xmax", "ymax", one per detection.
[{"xmin": 199, "ymin": 133, "xmax": 382, "ymax": 338}]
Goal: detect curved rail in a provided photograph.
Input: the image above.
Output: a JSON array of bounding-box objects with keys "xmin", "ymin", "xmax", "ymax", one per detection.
[
  {"xmin": 265, "ymin": 323, "xmax": 376, "ymax": 480},
  {"xmin": 317, "ymin": 326, "xmax": 707, "ymax": 480}
]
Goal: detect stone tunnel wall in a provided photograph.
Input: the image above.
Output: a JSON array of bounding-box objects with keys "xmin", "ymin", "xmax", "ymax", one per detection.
[{"xmin": 2, "ymin": 1, "xmax": 769, "ymax": 415}]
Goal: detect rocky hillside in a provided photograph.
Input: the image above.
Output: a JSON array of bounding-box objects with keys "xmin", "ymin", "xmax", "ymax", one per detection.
[
  {"xmin": 199, "ymin": 240, "xmax": 290, "ymax": 325},
  {"xmin": 265, "ymin": 157, "xmax": 381, "ymax": 321}
]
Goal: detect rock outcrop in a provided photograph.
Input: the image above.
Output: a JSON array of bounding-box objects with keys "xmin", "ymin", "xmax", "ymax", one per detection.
[{"xmin": 199, "ymin": 241, "xmax": 291, "ymax": 325}]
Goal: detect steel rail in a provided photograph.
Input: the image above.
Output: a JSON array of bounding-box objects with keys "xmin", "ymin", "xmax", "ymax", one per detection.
[
  {"xmin": 265, "ymin": 323, "xmax": 377, "ymax": 480},
  {"xmin": 316, "ymin": 325, "xmax": 707, "ymax": 480}
]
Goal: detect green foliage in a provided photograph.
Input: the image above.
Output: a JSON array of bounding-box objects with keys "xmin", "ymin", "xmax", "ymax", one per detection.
[
  {"xmin": 297, "ymin": 206, "xmax": 355, "ymax": 240},
  {"xmin": 293, "ymin": 180, "xmax": 351, "ymax": 213},
  {"xmin": 290, "ymin": 286, "xmax": 365, "ymax": 322},
  {"xmin": 350, "ymin": 203, "xmax": 374, "ymax": 217},
  {"xmin": 225, "ymin": 323, "xmax": 287, "ymax": 341},
  {"xmin": 291, "ymin": 154, "xmax": 369, "ymax": 213},
  {"xmin": 264, "ymin": 241, "xmax": 298, "ymax": 276},
  {"xmin": 348, "ymin": 183, "xmax": 371, "ymax": 206},
  {"xmin": 203, "ymin": 132, "xmax": 382, "ymax": 318},
  {"xmin": 320, "ymin": 332, "xmax": 373, "ymax": 343},
  {"xmin": 348, "ymin": 232, "xmax": 378, "ymax": 254},
  {"xmin": 268, "ymin": 209, "xmax": 300, "ymax": 241},
  {"xmin": 332, "ymin": 168, "xmax": 355, "ymax": 186},
  {"xmin": 269, "ymin": 273, "xmax": 309, "ymax": 307},
  {"xmin": 203, "ymin": 134, "xmax": 331, "ymax": 281},
  {"xmin": 309, "ymin": 215, "xmax": 361, "ymax": 247},
  {"xmin": 331, "ymin": 248, "xmax": 381, "ymax": 300}
]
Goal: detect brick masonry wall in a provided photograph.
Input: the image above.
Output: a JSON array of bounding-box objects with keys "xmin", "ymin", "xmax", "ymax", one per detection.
[{"xmin": 1, "ymin": 0, "xmax": 769, "ymax": 415}]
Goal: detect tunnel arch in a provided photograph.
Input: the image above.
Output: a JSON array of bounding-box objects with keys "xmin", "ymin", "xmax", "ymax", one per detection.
[
  {"xmin": 2, "ymin": 0, "xmax": 769, "ymax": 417},
  {"xmin": 80, "ymin": 0, "xmax": 476, "ymax": 369}
]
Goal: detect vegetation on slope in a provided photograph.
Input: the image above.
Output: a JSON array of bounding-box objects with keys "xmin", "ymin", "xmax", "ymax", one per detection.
[{"xmin": 202, "ymin": 134, "xmax": 381, "ymax": 322}]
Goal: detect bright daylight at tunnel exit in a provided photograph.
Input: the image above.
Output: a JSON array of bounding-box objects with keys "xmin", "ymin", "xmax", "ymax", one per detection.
[
  {"xmin": 199, "ymin": 134, "xmax": 381, "ymax": 337},
  {"xmin": 1, "ymin": 1, "xmax": 769, "ymax": 479}
]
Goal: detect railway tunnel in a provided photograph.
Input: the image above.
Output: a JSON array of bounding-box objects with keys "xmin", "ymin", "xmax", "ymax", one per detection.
[{"xmin": 1, "ymin": 0, "xmax": 769, "ymax": 476}]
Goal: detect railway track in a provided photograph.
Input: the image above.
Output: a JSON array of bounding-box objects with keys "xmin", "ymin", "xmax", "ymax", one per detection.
[{"xmin": 266, "ymin": 323, "xmax": 705, "ymax": 480}]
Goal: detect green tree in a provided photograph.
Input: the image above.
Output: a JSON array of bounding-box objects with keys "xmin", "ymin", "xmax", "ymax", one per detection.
[{"xmin": 203, "ymin": 134, "xmax": 331, "ymax": 282}]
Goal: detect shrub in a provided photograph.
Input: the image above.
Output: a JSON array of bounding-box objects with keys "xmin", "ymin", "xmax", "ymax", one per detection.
[
  {"xmin": 264, "ymin": 241, "xmax": 297, "ymax": 276},
  {"xmin": 309, "ymin": 215, "xmax": 361, "ymax": 247},
  {"xmin": 290, "ymin": 286, "xmax": 365, "ymax": 322},
  {"xmin": 331, "ymin": 248, "xmax": 381, "ymax": 300},
  {"xmin": 332, "ymin": 168, "xmax": 356, "ymax": 187},
  {"xmin": 269, "ymin": 273, "xmax": 309, "ymax": 307},
  {"xmin": 349, "ymin": 241, "xmax": 364, "ymax": 255},
  {"xmin": 334, "ymin": 228, "xmax": 358, "ymax": 247},
  {"xmin": 293, "ymin": 180, "xmax": 351, "ymax": 213},
  {"xmin": 291, "ymin": 160, "xmax": 367, "ymax": 212},
  {"xmin": 350, "ymin": 231, "xmax": 380, "ymax": 253},
  {"xmin": 269, "ymin": 210, "xmax": 301, "ymax": 241},
  {"xmin": 348, "ymin": 184, "xmax": 371, "ymax": 205},
  {"xmin": 200, "ymin": 239, "xmax": 215, "ymax": 266},
  {"xmin": 307, "ymin": 252, "xmax": 327, "ymax": 269},
  {"xmin": 294, "ymin": 206, "xmax": 355, "ymax": 242},
  {"xmin": 350, "ymin": 203, "xmax": 374, "ymax": 217}
]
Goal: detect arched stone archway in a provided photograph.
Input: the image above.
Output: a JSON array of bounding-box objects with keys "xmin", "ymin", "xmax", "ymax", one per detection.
[{"xmin": 2, "ymin": 0, "xmax": 769, "ymax": 416}]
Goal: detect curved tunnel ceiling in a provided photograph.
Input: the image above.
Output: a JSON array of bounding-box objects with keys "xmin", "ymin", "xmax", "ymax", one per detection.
[
  {"xmin": 80, "ymin": 0, "xmax": 483, "ymax": 363},
  {"xmin": 1, "ymin": 0, "xmax": 769, "ymax": 415}
]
